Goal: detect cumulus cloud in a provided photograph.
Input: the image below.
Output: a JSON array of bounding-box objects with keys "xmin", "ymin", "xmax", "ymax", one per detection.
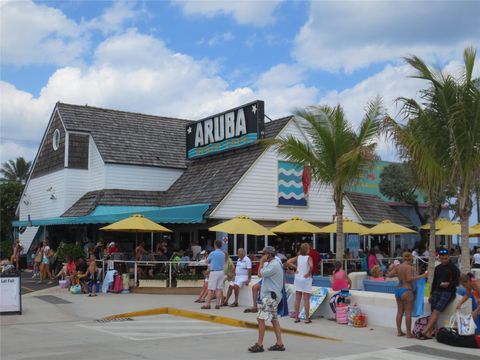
[
  {"xmin": 171, "ymin": 0, "xmax": 283, "ymax": 26},
  {"xmin": 1, "ymin": 31, "xmax": 319, "ymax": 162},
  {"xmin": 86, "ymin": 1, "xmax": 142, "ymax": 35},
  {"xmin": 0, "ymin": 0, "xmax": 87, "ymax": 66},
  {"xmin": 293, "ymin": 1, "xmax": 480, "ymax": 73}
]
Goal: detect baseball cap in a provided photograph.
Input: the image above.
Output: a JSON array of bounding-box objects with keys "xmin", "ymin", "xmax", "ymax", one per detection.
[
  {"xmin": 262, "ymin": 246, "xmax": 276, "ymax": 256},
  {"xmin": 438, "ymin": 248, "xmax": 449, "ymax": 255}
]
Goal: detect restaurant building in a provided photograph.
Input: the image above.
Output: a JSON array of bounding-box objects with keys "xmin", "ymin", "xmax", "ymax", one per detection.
[{"xmin": 14, "ymin": 100, "xmax": 423, "ymax": 256}]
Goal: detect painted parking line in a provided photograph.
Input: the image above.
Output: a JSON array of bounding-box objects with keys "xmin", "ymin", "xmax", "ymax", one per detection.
[{"xmin": 78, "ymin": 314, "xmax": 250, "ymax": 341}]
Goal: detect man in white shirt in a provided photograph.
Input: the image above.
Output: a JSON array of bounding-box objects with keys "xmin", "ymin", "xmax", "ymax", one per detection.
[
  {"xmin": 222, "ymin": 248, "xmax": 251, "ymax": 307},
  {"xmin": 472, "ymin": 248, "xmax": 480, "ymax": 269}
]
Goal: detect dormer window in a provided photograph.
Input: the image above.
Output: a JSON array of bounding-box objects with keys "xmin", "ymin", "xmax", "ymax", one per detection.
[{"xmin": 52, "ymin": 129, "xmax": 60, "ymax": 151}]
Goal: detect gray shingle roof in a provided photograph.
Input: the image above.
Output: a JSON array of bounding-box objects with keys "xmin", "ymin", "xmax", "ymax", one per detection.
[
  {"xmin": 62, "ymin": 116, "xmax": 292, "ymax": 218},
  {"xmin": 346, "ymin": 191, "xmax": 413, "ymax": 227},
  {"xmin": 62, "ymin": 189, "xmax": 166, "ymax": 217},
  {"xmin": 57, "ymin": 103, "xmax": 191, "ymax": 169}
]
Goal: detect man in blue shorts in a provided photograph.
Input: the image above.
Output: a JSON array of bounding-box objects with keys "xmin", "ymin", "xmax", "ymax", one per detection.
[
  {"xmin": 418, "ymin": 248, "xmax": 459, "ymax": 340},
  {"xmin": 201, "ymin": 240, "xmax": 226, "ymax": 310}
]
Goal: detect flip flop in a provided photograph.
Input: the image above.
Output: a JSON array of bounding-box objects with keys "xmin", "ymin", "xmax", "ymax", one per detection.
[
  {"xmin": 244, "ymin": 308, "xmax": 257, "ymax": 313},
  {"xmin": 294, "ymin": 319, "xmax": 301, "ymax": 323},
  {"xmin": 417, "ymin": 333, "xmax": 432, "ymax": 340},
  {"xmin": 305, "ymin": 319, "xmax": 312, "ymax": 324},
  {"xmin": 201, "ymin": 305, "xmax": 211, "ymax": 310},
  {"xmin": 229, "ymin": 303, "xmax": 239, "ymax": 307}
]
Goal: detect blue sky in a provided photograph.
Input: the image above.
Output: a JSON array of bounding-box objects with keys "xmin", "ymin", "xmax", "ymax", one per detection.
[{"xmin": 1, "ymin": 1, "xmax": 479, "ymax": 166}]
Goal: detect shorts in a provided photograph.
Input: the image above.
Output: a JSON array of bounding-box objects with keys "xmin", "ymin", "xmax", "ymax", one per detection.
[
  {"xmin": 207, "ymin": 270, "xmax": 225, "ymax": 291},
  {"xmin": 257, "ymin": 295, "xmax": 279, "ymax": 322},
  {"xmin": 232, "ymin": 276, "xmax": 249, "ymax": 288},
  {"xmin": 431, "ymin": 291, "xmax": 455, "ymax": 312},
  {"xmin": 41, "ymin": 258, "xmax": 49, "ymax": 265}
]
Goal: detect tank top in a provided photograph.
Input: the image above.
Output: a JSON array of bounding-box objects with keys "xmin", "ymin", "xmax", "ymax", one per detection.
[
  {"xmin": 295, "ymin": 255, "xmax": 311, "ymax": 279},
  {"xmin": 332, "ymin": 270, "xmax": 349, "ymax": 291}
]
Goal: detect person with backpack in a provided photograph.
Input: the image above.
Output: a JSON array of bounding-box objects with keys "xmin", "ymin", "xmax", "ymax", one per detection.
[{"xmin": 417, "ymin": 248, "xmax": 460, "ymax": 340}]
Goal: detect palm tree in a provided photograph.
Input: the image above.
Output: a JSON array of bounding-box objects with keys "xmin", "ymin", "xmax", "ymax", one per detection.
[
  {"xmin": 1, "ymin": 157, "xmax": 32, "ymax": 184},
  {"xmin": 389, "ymin": 47, "xmax": 480, "ymax": 273},
  {"xmin": 272, "ymin": 98, "xmax": 383, "ymax": 260},
  {"xmin": 383, "ymin": 109, "xmax": 449, "ymax": 285}
]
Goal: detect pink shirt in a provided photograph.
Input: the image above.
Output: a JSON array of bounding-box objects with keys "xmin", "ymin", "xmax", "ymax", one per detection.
[
  {"xmin": 370, "ymin": 277, "xmax": 385, "ymax": 282},
  {"xmin": 368, "ymin": 255, "xmax": 377, "ymax": 270},
  {"xmin": 332, "ymin": 270, "xmax": 349, "ymax": 291}
]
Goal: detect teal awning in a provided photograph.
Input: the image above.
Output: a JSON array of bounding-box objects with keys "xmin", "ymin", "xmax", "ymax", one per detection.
[{"xmin": 12, "ymin": 203, "xmax": 210, "ymax": 227}]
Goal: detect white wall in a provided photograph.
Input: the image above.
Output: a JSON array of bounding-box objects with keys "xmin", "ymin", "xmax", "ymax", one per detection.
[
  {"xmin": 104, "ymin": 163, "xmax": 183, "ymax": 191},
  {"xmin": 211, "ymin": 120, "xmax": 361, "ymax": 223},
  {"xmin": 19, "ymin": 170, "xmax": 66, "ymax": 220},
  {"xmin": 88, "ymin": 138, "xmax": 105, "ymax": 191}
]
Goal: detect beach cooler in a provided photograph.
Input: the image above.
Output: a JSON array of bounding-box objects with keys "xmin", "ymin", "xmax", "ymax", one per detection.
[{"xmin": 336, "ymin": 303, "xmax": 348, "ymax": 324}]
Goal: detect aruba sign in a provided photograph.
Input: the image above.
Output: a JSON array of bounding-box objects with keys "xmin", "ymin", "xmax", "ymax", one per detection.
[{"xmin": 186, "ymin": 100, "xmax": 265, "ymax": 159}]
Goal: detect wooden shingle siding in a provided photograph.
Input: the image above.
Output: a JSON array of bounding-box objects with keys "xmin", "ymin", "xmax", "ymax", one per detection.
[
  {"xmin": 68, "ymin": 133, "xmax": 89, "ymax": 169},
  {"xmin": 31, "ymin": 113, "xmax": 65, "ymax": 179}
]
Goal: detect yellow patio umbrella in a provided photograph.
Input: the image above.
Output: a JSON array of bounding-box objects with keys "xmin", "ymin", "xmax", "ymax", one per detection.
[
  {"xmin": 471, "ymin": 223, "xmax": 480, "ymax": 235},
  {"xmin": 209, "ymin": 215, "xmax": 276, "ymax": 236},
  {"xmin": 318, "ymin": 218, "xmax": 370, "ymax": 234},
  {"xmin": 361, "ymin": 220, "xmax": 416, "ymax": 235},
  {"xmin": 271, "ymin": 217, "xmax": 323, "ymax": 234},
  {"xmin": 209, "ymin": 215, "xmax": 276, "ymax": 254},
  {"xmin": 420, "ymin": 218, "xmax": 453, "ymax": 230},
  {"xmin": 100, "ymin": 214, "xmax": 172, "ymax": 250},
  {"xmin": 435, "ymin": 221, "xmax": 479, "ymax": 236}
]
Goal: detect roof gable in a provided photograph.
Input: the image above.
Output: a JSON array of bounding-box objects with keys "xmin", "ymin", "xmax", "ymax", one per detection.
[{"xmin": 56, "ymin": 102, "xmax": 191, "ymax": 169}]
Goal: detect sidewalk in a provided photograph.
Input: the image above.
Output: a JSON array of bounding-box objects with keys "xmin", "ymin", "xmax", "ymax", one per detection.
[{"xmin": 2, "ymin": 286, "xmax": 478, "ymax": 357}]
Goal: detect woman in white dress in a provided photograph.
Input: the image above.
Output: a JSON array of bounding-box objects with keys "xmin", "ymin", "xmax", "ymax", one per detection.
[{"xmin": 287, "ymin": 243, "xmax": 314, "ymax": 323}]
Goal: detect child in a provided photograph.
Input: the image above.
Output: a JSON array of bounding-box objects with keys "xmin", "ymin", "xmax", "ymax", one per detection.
[{"xmin": 86, "ymin": 255, "xmax": 99, "ymax": 297}]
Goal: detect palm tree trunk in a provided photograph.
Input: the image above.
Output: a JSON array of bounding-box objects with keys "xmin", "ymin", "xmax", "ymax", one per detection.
[
  {"xmin": 336, "ymin": 206, "xmax": 344, "ymax": 261},
  {"xmin": 458, "ymin": 193, "xmax": 472, "ymax": 274},
  {"xmin": 427, "ymin": 213, "xmax": 437, "ymax": 287},
  {"xmin": 460, "ymin": 216, "xmax": 470, "ymax": 273}
]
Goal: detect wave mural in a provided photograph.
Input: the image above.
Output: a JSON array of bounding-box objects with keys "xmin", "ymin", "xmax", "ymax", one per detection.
[{"xmin": 278, "ymin": 161, "xmax": 307, "ymax": 207}]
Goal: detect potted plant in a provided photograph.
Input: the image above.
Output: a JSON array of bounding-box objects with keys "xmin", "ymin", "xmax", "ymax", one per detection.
[
  {"xmin": 175, "ymin": 272, "xmax": 204, "ymax": 288},
  {"xmin": 138, "ymin": 273, "xmax": 168, "ymax": 288}
]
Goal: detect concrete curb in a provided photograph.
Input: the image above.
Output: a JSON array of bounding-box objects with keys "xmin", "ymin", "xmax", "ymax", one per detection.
[{"xmin": 103, "ymin": 307, "xmax": 340, "ymax": 341}]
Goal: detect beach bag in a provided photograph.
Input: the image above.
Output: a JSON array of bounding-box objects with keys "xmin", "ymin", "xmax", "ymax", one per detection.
[
  {"xmin": 413, "ymin": 315, "xmax": 436, "ymax": 336},
  {"xmin": 450, "ymin": 312, "xmax": 477, "ymax": 336},
  {"xmin": 70, "ymin": 284, "xmax": 82, "ymax": 294},
  {"xmin": 353, "ymin": 313, "xmax": 368, "ymax": 328},
  {"xmin": 59, "ymin": 279, "xmax": 70, "ymax": 288},
  {"xmin": 436, "ymin": 327, "xmax": 478, "ymax": 348},
  {"xmin": 110, "ymin": 274, "xmax": 123, "ymax": 293},
  {"xmin": 348, "ymin": 305, "xmax": 362, "ymax": 326},
  {"xmin": 336, "ymin": 303, "xmax": 348, "ymax": 324}
]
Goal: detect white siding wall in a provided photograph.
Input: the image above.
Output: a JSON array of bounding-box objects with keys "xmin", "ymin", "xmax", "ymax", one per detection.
[
  {"xmin": 88, "ymin": 138, "xmax": 105, "ymax": 191},
  {"xmin": 19, "ymin": 170, "xmax": 66, "ymax": 220},
  {"xmin": 64, "ymin": 169, "xmax": 89, "ymax": 211},
  {"xmin": 211, "ymin": 121, "xmax": 361, "ymax": 223},
  {"xmin": 104, "ymin": 164, "xmax": 183, "ymax": 191}
]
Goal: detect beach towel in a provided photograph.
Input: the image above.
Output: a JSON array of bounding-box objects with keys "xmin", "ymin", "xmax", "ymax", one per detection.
[{"xmin": 413, "ymin": 277, "xmax": 426, "ymax": 317}]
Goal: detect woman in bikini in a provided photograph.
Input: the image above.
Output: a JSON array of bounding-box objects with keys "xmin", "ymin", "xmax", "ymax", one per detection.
[{"xmin": 387, "ymin": 252, "xmax": 427, "ymax": 338}]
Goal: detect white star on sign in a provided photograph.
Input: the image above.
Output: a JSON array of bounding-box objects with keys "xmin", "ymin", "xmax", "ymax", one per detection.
[
  {"xmin": 252, "ymin": 104, "xmax": 257, "ymax": 114},
  {"xmin": 187, "ymin": 127, "xmax": 192, "ymax": 134}
]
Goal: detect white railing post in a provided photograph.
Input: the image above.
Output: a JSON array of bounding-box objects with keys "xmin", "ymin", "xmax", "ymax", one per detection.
[
  {"xmin": 134, "ymin": 262, "xmax": 137, "ymax": 287},
  {"xmin": 169, "ymin": 262, "xmax": 172, "ymax": 288}
]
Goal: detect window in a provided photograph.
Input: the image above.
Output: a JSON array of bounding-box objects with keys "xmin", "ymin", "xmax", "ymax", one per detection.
[{"xmin": 52, "ymin": 129, "xmax": 60, "ymax": 151}]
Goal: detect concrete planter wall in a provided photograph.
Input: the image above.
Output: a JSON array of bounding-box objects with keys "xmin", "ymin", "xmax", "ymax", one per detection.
[
  {"xmin": 176, "ymin": 279, "xmax": 204, "ymax": 288},
  {"xmin": 138, "ymin": 279, "xmax": 168, "ymax": 288}
]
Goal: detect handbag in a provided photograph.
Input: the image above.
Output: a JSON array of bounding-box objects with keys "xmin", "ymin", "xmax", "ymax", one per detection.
[
  {"xmin": 70, "ymin": 284, "xmax": 82, "ymax": 294},
  {"xmin": 450, "ymin": 312, "xmax": 477, "ymax": 336}
]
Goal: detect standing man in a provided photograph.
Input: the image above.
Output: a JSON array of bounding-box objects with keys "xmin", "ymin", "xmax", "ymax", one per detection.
[
  {"xmin": 418, "ymin": 248, "xmax": 460, "ymax": 340},
  {"xmin": 201, "ymin": 240, "xmax": 226, "ymax": 310},
  {"xmin": 223, "ymin": 248, "xmax": 251, "ymax": 307},
  {"xmin": 248, "ymin": 246, "xmax": 285, "ymax": 353}
]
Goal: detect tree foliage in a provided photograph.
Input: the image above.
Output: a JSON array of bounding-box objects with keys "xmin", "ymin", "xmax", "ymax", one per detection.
[
  {"xmin": 1, "ymin": 157, "xmax": 32, "ymax": 184},
  {"xmin": 0, "ymin": 181, "xmax": 24, "ymax": 242},
  {"xmin": 272, "ymin": 97, "xmax": 384, "ymax": 260}
]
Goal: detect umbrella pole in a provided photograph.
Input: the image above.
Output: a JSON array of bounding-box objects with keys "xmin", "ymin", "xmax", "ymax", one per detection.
[
  {"xmin": 265, "ymin": 235, "xmax": 268, "ymax": 248},
  {"xmin": 234, "ymin": 234, "xmax": 237, "ymax": 255},
  {"xmin": 151, "ymin": 232, "xmax": 153, "ymax": 253},
  {"xmin": 244, "ymin": 234, "xmax": 248, "ymax": 254},
  {"xmin": 313, "ymin": 233, "xmax": 316, "ymax": 250}
]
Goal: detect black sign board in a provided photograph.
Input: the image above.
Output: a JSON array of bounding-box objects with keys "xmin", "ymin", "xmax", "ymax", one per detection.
[{"xmin": 186, "ymin": 100, "xmax": 265, "ymax": 159}]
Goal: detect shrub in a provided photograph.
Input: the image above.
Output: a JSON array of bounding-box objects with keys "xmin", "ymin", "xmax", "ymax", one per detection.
[{"xmin": 56, "ymin": 243, "xmax": 84, "ymax": 262}]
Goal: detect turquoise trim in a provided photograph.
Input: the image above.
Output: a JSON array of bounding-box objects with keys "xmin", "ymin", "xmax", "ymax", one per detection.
[
  {"xmin": 188, "ymin": 133, "xmax": 258, "ymax": 158},
  {"xmin": 12, "ymin": 203, "xmax": 210, "ymax": 227},
  {"xmin": 90, "ymin": 206, "xmax": 162, "ymax": 216}
]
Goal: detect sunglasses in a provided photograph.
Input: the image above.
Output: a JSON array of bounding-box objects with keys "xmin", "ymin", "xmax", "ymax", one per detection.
[{"xmin": 438, "ymin": 251, "xmax": 449, "ymax": 255}]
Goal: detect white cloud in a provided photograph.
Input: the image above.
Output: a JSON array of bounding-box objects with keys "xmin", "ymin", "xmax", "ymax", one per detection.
[
  {"xmin": 171, "ymin": 0, "xmax": 283, "ymax": 26},
  {"xmin": 0, "ymin": 0, "xmax": 87, "ymax": 66},
  {"xmin": 196, "ymin": 31, "xmax": 235, "ymax": 47},
  {"xmin": 293, "ymin": 1, "xmax": 480, "ymax": 73},
  {"xmin": 86, "ymin": 1, "xmax": 142, "ymax": 35}
]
